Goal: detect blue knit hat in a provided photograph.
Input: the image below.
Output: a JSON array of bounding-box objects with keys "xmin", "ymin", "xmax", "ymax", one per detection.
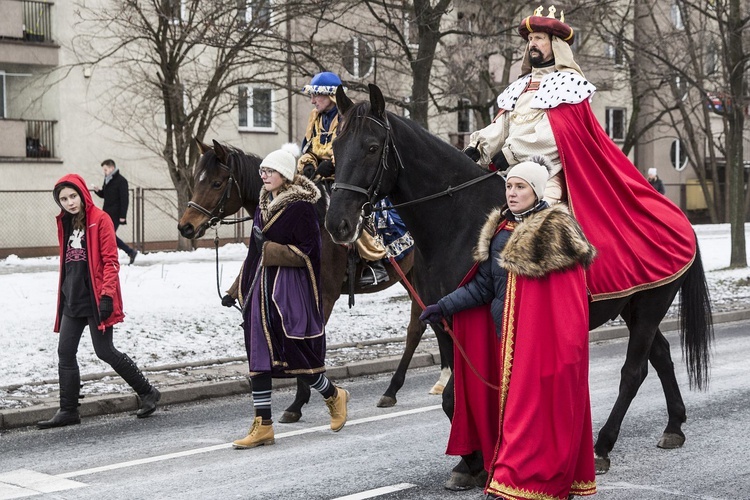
[{"xmin": 302, "ymin": 72, "xmax": 343, "ymax": 96}]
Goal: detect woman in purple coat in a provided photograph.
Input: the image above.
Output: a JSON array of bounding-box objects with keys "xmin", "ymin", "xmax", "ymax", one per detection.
[{"xmin": 232, "ymin": 148, "xmax": 349, "ymax": 449}]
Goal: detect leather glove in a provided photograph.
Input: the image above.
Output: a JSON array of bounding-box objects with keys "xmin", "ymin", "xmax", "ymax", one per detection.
[
  {"xmin": 99, "ymin": 295, "xmax": 113, "ymax": 322},
  {"xmin": 490, "ymin": 151, "xmax": 509, "ymax": 170},
  {"xmin": 221, "ymin": 294, "xmax": 236, "ymax": 308},
  {"xmin": 315, "ymin": 159, "xmax": 335, "ymax": 178},
  {"xmin": 464, "ymin": 146, "xmax": 480, "ymax": 162},
  {"xmin": 252, "ymin": 226, "xmax": 267, "ymax": 252},
  {"xmin": 419, "ymin": 303, "xmax": 444, "ymax": 325},
  {"xmin": 302, "ymin": 164, "xmax": 315, "ymax": 179}
]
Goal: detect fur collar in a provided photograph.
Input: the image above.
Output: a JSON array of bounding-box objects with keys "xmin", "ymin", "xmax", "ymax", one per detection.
[
  {"xmin": 473, "ymin": 205, "xmax": 596, "ymax": 278},
  {"xmin": 259, "ymin": 175, "xmax": 320, "ymax": 222}
]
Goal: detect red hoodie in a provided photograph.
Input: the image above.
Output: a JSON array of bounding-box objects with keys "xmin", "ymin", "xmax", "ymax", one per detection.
[{"xmin": 54, "ymin": 174, "xmax": 125, "ymax": 332}]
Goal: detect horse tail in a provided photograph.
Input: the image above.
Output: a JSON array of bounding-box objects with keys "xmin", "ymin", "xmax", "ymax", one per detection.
[{"xmin": 679, "ymin": 239, "xmax": 714, "ymax": 390}]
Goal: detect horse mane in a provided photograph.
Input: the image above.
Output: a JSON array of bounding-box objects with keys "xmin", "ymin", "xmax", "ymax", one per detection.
[{"xmin": 339, "ymin": 101, "xmax": 489, "ymax": 176}]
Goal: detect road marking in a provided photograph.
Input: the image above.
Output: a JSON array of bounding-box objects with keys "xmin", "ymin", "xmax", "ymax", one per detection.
[
  {"xmin": 331, "ymin": 483, "xmax": 416, "ymax": 500},
  {"xmin": 0, "ymin": 469, "xmax": 86, "ymax": 499},
  {"xmin": 57, "ymin": 405, "xmax": 442, "ymax": 479},
  {"xmin": 598, "ymin": 482, "xmax": 724, "ymax": 499}
]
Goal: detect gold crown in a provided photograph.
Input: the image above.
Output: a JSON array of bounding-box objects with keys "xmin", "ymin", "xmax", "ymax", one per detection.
[{"xmin": 532, "ymin": 5, "xmax": 565, "ymax": 23}]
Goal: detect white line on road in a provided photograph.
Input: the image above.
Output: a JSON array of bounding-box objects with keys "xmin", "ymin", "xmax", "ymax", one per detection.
[
  {"xmin": 331, "ymin": 483, "xmax": 416, "ymax": 500},
  {"xmin": 57, "ymin": 405, "xmax": 442, "ymax": 479}
]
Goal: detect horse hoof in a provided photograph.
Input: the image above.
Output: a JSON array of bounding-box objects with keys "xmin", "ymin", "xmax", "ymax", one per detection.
[
  {"xmin": 594, "ymin": 454, "xmax": 610, "ymax": 475},
  {"xmin": 444, "ymin": 471, "xmax": 475, "ymax": 491},
  {"xmin": 429, "ymin": 383, "xmax": 445, "ymax": 395},
  {"xmin": 473, "ymin": 469, "xmax": 488, "ymax": 487},
  {"xmin": 377, "ymin": 395, "xmax": 396, "ymax": 408},
  {"xmin": 278, "ymin": 411, "xmax": 301, "ymax": 423},
  {"xmin": 657, "ymin": 432, "xmax": 685, "ymax": 449}
]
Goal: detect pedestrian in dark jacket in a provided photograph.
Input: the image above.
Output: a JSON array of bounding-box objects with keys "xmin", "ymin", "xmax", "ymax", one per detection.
[
  {"xmin": 93, "ymin": 159, "xmax": 138, "ymax": 264},
  {"xmin": 37, "ymin": 174, "xmax": 160, "ymax": 429},
  {"xmin": 230, "ymin": 148, "xmax": 349, "ymax": 449},
  {"xmin": 647, "ymin": 168, "xmax": 666, "ymax": 195}
]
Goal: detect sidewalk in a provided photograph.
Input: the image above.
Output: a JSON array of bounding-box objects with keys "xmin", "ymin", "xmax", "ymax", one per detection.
[{"xmin": 2, "ymin": 309, "xmax": 749, "ymax": 430}]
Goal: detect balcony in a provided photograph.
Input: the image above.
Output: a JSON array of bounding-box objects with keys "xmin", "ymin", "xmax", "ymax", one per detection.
[
  {"xmin": 0, "ymin": 118, "xmax": 55, "ymax": 159},
  {"xmin": 0, "ymin": 0, "xmax": 58, "ymax": 66}
]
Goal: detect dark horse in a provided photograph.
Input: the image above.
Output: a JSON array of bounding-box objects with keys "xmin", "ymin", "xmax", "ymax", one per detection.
[
  {"xmin": 177, "ymin": 139, "xmax": 453, "ymax": 421},
  {"xmin": 325, "ymin": 84, "xmax": 713, "ymax": 486}
]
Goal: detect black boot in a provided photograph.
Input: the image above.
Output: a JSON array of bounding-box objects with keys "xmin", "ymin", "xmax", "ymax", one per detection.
[
  {"xmin": 38, "ymin": 366, "xmax": 81, "ymax": 429},
  {"xmin": 137, "ymin": 387, "xmax": 161, "ymax": 418},
  {"xmin": 112, "ymin": 354, "xmax": 159, "ymax": 417},
  {"xmin": 359, "ymin": 260, "xmax": 390, "ymax": 287}
]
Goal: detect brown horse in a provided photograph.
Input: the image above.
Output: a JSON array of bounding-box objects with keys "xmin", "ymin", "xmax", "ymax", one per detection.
[{"xmin": 177, "ymin": 139, "xmax": 452, "ymax": 422}]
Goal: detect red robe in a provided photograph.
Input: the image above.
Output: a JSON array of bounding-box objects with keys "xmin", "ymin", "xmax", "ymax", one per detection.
[{"xmin": 549, "ymin": 101, "xmax": 695, "ymax": 300}]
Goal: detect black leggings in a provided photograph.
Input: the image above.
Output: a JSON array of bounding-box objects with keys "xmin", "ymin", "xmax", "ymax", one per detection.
[{"xmin": 58, "ymin": 314, "xmax": 150, "ymax": 395}]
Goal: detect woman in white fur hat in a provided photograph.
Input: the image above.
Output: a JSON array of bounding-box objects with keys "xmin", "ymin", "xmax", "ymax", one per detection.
[
  {"xmin": 421, "ymin": 155, "xmax": 598, "ymax": 499},
  {"xmin": 231, "ymin": 148, "xmax": 349, "ymax": 449}
]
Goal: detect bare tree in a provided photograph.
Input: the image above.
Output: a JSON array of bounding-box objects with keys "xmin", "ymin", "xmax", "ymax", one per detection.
[{"xmin": 71, "ymin": 0, "xmax": 312, "ymax": 250}]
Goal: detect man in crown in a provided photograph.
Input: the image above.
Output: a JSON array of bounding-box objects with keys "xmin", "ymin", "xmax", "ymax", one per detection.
[{"xmin": 448, "ymin": 5, "xmax": 698, "ymax": 499}]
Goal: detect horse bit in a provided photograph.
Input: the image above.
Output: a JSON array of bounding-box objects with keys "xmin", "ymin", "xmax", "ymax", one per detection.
[{"xmin": 186, "ymin": 156, "xmax": 249, "ymax": 230}]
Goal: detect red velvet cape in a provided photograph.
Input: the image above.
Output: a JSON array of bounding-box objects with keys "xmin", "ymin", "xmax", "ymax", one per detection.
[{"xmin": 548, "ymin": 101, "xmax": 695, "ymax": 300}]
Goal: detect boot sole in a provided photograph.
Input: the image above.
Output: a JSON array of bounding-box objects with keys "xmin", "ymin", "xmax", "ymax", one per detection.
[
  {"xmin": 37, "ymin": 418, "xmax": 81, "ymax": 430},
  {"xmin": 232, "ymin": 438, "xmax": 275, "ymax": 449}
]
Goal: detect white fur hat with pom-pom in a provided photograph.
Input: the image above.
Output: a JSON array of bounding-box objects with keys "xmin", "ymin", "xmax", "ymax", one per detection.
[{"xmin": 261, "ymin": 143, "xmax": 301, "ymax": 181}]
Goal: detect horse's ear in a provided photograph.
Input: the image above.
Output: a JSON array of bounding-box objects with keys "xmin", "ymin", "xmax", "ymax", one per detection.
[
  {"xmin": 336, "ymin": 85, "xmax": 353, "ymax": 115},
  {"xmin": 368, "ymin": 83, "xmax": 386, "ymax": 119},
  {"xmin": 212, "ymin": 140, "xmax": 228, "ymax": 163},
  {"xmin": 195, "ymin": 137, "xmax": 211, "ymax": 154}
]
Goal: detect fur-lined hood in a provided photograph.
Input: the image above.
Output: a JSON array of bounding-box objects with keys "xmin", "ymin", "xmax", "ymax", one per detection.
[
  {"xmin": 259, "ymin": 175, "xmax": 320, "ymax": 222},
  {"xmin": 473, "ymin": 205, "xmax": 596, "ymax": 278}
]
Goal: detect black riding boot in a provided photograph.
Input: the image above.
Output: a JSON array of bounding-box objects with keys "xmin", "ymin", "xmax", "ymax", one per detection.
[
  {"xmin": 112, "ymin": 354, "xmax": 160, "ymax": 418},
  {"xmin": 359, "ymin": 259, "xmax": 390, "ymax": 287},
  {"xmin": 38, "ymin": 366, "xmax": 81, "ymax": 429}
]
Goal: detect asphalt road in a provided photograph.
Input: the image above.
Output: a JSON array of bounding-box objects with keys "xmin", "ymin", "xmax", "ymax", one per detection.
[{"xmin": 1, "ymin": 321, "xmax": 748, "ymax": 500}]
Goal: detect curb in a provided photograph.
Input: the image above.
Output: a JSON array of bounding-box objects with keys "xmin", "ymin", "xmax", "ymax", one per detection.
[{"xmin": 3, "ymin": 309, "xmax": 748, "ymax": 431}]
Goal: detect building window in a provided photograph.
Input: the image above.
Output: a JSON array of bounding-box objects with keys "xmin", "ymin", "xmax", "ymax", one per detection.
[
  {"xmin": 239, "ymin": 86, "xmax": 273, "ymax": 129},
  {"xmin": 456, "ymin": 11, "xmax": 474, "ymax": 32},
  {"xmin": 674, "ymin": 75, "xmax": 688, "ymax": 101},
  {"xmin": 165, "ymin": 0, "xmax": 185, "ymax": 23},
  {"xmin": 605, "ymin": 107, "xmax": 626, "ymax": 141},
  {"xmin": 0, "ymin": 72, "xmax": 6, "ymax": 119},
  {"xmin": 403, "ymin": 11, "xmax": 419, "ymax": 47},
  {"xmin": 457, "ymin": 98, "xmax": 473, "ymax": 133},
  {"xmin": 670, "ymin": 139, "xmax": 688, "ymax": 171},
  {"xmin": 605, "ymin": 35, "xmax": 624, "ymax": 66},
  {"xmin": 342, "ymin": 37, "xmax": 375, "ymax": 79},
  {"xmin": 670, "ymin": 2, "xmax": 684, "ymax": 30},
  {"xmin": 238, "ymin": 0, "xmax": 272, "ymax": 30},
  {"xmin": 705, "ymin": 42, "xmax": 717, "ymax": 75}
]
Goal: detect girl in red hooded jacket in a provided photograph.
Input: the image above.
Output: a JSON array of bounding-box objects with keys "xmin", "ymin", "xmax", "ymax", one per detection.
[{"xmin": 37, "ymin": 174, "xmax": 160, "ymax": 429}]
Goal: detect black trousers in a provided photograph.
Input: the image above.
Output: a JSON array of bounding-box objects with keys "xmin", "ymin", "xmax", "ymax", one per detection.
[
  {"xmin": 57, "ymin": 315, "xmax": 151, "ymax": 408},
  {"xmin": 111, "ymin": 218, "xmax": 135, "ymax": 256}
]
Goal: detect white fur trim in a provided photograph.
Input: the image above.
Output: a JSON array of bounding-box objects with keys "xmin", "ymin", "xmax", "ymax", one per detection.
[{"xmin": 497, "ymin": 71, "xmax": 597, "ymax": 111}]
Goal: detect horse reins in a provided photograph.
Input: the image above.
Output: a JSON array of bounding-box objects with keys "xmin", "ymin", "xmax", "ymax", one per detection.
[{"xmin": 333, "ymin": 112, "xmax": 501, "ymax": 391}]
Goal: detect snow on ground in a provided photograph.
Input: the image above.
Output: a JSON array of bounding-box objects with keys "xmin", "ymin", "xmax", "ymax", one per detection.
[{"xmin": 1, "ymin": 225, "xmax": 749, "ymax": 388}]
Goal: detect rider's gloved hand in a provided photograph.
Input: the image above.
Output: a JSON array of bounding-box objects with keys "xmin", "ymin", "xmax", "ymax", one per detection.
[
  {"xmin": 221, "ymin": 294, "xmax": 236, "ymax": 308},
  {"xmin": 490, "ymin": 151, "xmax": 509, "ymax": 171},
  {"xmin": 302, "ymin": 164, "xmax": 315, "ymax": 179},
  {"xmin": 315, "ymin": 159, "xmax": 335, "ymax": 178},
  {"xmin": 463, "ymin": 146, "xmax": 480, "ymax": 162},
  {"xmin": 419, "ymin": 304, "xmax": 444, "ymax": 325}
]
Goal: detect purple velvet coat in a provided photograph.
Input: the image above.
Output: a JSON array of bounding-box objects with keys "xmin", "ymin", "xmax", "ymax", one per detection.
[{"xmin": 239, "ymin": 176, "xmax": 326, "ymax": 377}]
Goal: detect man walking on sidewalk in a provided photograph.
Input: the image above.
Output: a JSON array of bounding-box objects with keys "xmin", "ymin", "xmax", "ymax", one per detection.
[{"xmin": 93, "ymin": 159, "xmax": 138, "ymax": 264}]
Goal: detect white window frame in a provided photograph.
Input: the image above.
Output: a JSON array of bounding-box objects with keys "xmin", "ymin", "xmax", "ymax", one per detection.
[
  {"xmin": 605, "ymin": 35, "xmax": 624, "ymax": 66},
  {"xmin": 238, "ymin": 85, "xmax": 275, "ymax": 131},
  {"xmin": 457, "ymin": 97, "xmax": 473, "ymax": 134},
  {"xmin": 343, "ymin": 36, "xmax": 375, "ymax": 79},
  {"xmin": 674, "ymin": 75, "xmax": 688, "ymax": 101},
  {"xmin": 239, "ymin": 0, "xmax": 273, "ymax": 30},
  {"xmin": 670, "ymin": 2, "xmax": 684, "ymax": 30},
  {"xmin": 403, "ymin": 11, "xmax": 419, "ymax": 49},
  {"xmin": 671, "ymin": 139, "xmax": 688, "ymax": 171},
  {"xmin": 0, "ymin": 71, "xmax": 6, "ymax": 119},
  {"xmin": 166, "ymin": 0, "xmax": 186, "ymax": 24},
  {"xmin": 605, "ymin": 107, "xmax": 626, "ymax": 142}
]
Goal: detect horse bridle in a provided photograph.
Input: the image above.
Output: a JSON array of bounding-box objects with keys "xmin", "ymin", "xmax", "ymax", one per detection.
[
  {"xmin": 331, "ymin": 114, "xmax": 405, "ymax": 219},
  {"xmin": 331, "ymin": 113, "xmax": 502, "ymax": 218},
  {"xmin": 186, "ymin": 157, "xmax": 245, "ymax": 230}
]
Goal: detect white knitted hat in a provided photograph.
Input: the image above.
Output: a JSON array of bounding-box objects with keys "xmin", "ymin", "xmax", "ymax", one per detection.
[
  {"xmin": 506, "ymin": 156, "xmax": 551, "ymax": 201},
  {"xmin": 648, "ymin": 168, "xmax": 658, "ymax": 176},
  {"xmin": 261, "ymin": 149, "xmax": 297, "ymax": 181}
]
